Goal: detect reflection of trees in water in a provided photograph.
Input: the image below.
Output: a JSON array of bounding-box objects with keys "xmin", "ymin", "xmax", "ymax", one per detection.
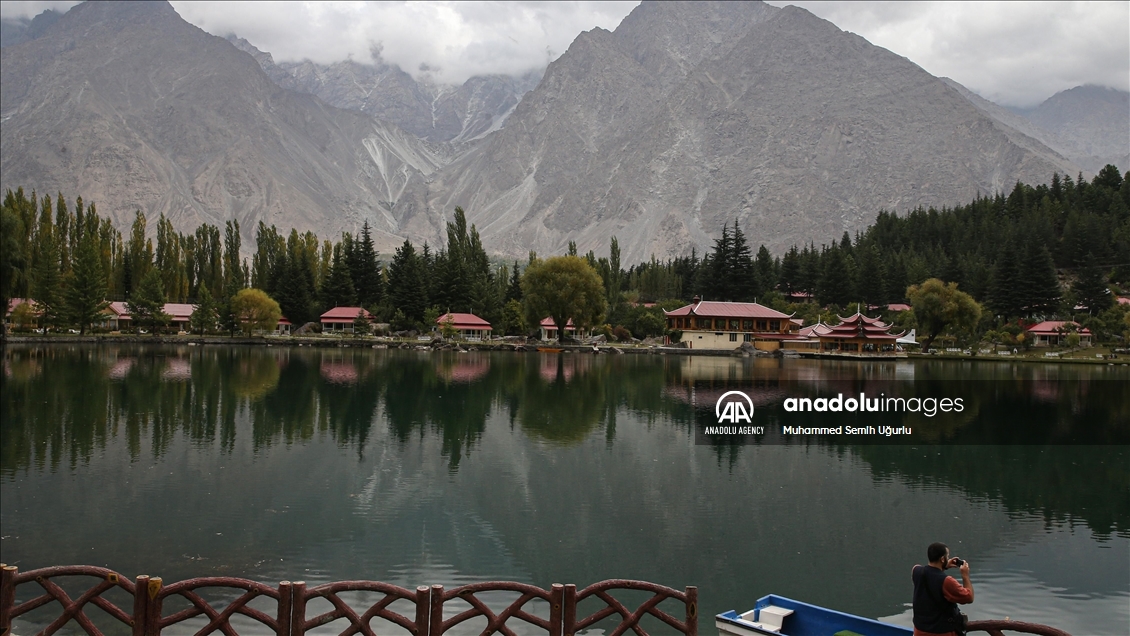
[{"xmin": 857, "ymin": 445, "xmax": 1130, "ymax": 536}]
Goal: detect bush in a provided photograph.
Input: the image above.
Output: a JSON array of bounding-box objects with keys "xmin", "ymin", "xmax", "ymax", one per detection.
[{"xmin": 612, "ymin": 325, "xmax": 632, "ymax": 342}]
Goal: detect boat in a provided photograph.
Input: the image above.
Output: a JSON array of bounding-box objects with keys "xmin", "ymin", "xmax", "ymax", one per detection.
[{"xmin": 717, "ymin": 594, "xmax": 911, "ymax": 636}]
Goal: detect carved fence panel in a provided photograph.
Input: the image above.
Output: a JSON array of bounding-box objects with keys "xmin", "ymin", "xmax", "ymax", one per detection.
[{"xmin": 0, "ymin": 564, "xmax": 690, "ymax": 636}]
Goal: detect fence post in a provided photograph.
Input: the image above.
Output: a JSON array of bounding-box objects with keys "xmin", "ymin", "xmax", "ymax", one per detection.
[
  {"xmin": 289, "ymin": 582, "xmax": 306, "ymax": 636},
  {"xmin": 414, "ymin": 586, "xmax": 429, "ymax": 636},
  {"xmin": 562, "ymin": 584, "xmax": 576, "ymax": 636},
  {"xmin": 685, "ymin": 586, "xmax": 698, "ymax": 636},
  {"xmin": 132, "ymin": 575, "xmax": 149, "ymax": 636},
  {"xmin": 143, "ymin": 577, "xmax": 163, "ymax": 636},
  {"xmin": 428, "ymin": 585, "xmax": 444, "ymax": 636},
  {"xmin": 0, "ymin": 564, "xmax": 17, "ymax": 636},
  {"xmin": 277, "ymin": 581, "xmax": 292, "ymax": 636},
  {"xmin": 549, "ymin": 584, "xmax": 563, "ymax": 636}
]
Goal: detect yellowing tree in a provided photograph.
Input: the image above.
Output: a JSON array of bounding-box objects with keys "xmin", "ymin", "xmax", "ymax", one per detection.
[
  {"xmin": 231, "ymin": 288, "xmax": 281, "ymax": 335},
  {"xmin": 521, "ymin": 255, "xmax": 606, "ymax": 342},
  {"xmin": 907, "ymin": 278, "xmax": 981, "ymax": 352}
]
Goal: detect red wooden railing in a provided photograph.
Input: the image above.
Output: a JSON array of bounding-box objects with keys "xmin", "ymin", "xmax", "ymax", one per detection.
[{"xmin": 0, "ymin": 565, "xmax": 697, "ymax": 636}]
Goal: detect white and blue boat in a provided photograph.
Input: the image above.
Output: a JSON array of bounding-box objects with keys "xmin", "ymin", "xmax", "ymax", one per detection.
[{"xmin": 716, "ymin": 594, "xmax": 912, "ymax": 636}]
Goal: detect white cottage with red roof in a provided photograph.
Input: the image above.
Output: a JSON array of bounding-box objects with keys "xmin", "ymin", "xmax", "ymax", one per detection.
[
  {"xmin": 664, "ymin": 297, "xmax": 801, "ymax": 350},
  {"xmin": 320, "ymin": 307, "xmax": 372, "ymax": 333},
  {"xmin": 1026, "ymin": 321, "xmax": 1092, "ymax": 347},
  {"xmin": 436, "ymin": 312, "xmax": 492, "ymax": 340}
]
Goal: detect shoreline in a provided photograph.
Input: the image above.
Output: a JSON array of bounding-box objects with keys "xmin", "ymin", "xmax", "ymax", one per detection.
[{"xmin": 2, "ymin": 334, "xmax": 1126, "ymax": 365}]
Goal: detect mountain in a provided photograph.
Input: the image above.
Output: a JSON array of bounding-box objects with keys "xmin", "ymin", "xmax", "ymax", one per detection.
[
  {"xmin": 0, "ymin": 9, "xmax": 61, "ymax": 48},
  {"xmin": 1025, "ymin": 86, "xmax": 1129, "ymax": 174},
  {"xmin": 426, "ymin": 1, "xmax": 1077, "ymax": 263},
  {"xmin": 227, "ymin": 36, "xmax": 541, "ymax": 144},
  {"xmin": 947, "ymin": 81, "xmax": 1129, "ymax": 176},
  {"xmin": 0, "ymin": 0, "xmax": 446, "ymax": 254}
]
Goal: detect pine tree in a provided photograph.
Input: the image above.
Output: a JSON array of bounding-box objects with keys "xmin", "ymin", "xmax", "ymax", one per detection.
[
  {"xmin": 989, "ymin": 241, "xmax": 1023, "ymax": 318},
  {"xmin": 1071, "ymin": 252, "xmax": 1111, "ymax": 314},
  {"xmin": 190, "ymin": 284, "xmax": 217, "ymax": 335},
  {"xmin": 354, "ymin": 221, "xmax": 382, "ymax": 308},
  {"xmin": 506, "ymin": 260, "xmax": 523, "ymax": 302},
  {"xmin": 779, "ymin": 246, "xmax": 801, "ymax": 297},
  {"xmin": 729, "ymin": 221, "xmax": 757, "ymax": 301},
  {"xmin": 128, "ymin": 268, "xmax": 168, "ymax": 333},
  {"xmin": 321, "ymin": 242, "xmax": 356, "ymax": 309},
  {"xmin": 387, "ymin": 240, "xmax": 427, "ymax": 324},
  {"xmin": 1021, "ymin": 241, "xmax": 1061, "ymax": 315},
  {"xmin": 755, "ymin": 245, "xmax": 777, "ymax": 294},
  {"xmin": 855, "ymin": 244, "xmax": 885, "ymax": 307},
  {"xmin": 65, "ymin": 232, "xmax": 110, "ymax": 334},
  {"xmin": 818, "ymin": 246, "xmax": 854, "ymax": 308}
]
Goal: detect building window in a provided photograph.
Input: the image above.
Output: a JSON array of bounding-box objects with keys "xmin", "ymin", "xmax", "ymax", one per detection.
[
  {"xmin": 730, "ymin": 333, "xmax": 738, "ymax": 342},
  {"xmin": 730, "ymin": 319, "xmax": 740, "ymax": 330},
  {"xmin": 757, "ymin": 321, "xmax": 767, "ymax": 331},
  {"xmin": 743, "ymin": 333, "xmax": 752, "ymax": 342},
  {"xmin": 770, "ymin": 320, "xmax": 780, "ymax": 331},
  {"xmin": 742, "ymin": 320, "xmax": 753, "ymax": 330}
]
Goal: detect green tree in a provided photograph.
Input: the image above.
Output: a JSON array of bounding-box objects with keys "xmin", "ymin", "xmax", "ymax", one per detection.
[
  {"xmin": 500, "ymin": 299, "xmax": 526, "ymax": 336},
  {"xmin": 189, "ymin": 285, "xmax": 217, "ymax": 335},
  {"xmin": 321, "ymin": 242, "xmax": 356, "ymax": 309},
  {"xmin": 907, "ymin": 278, "xmax": 982, "ymax": 352},
  {"xmin": 128, "ymin": 268, "xmax": 168, "ymax": 334},
  {"xmin": 0, "ymin": 205, "xmax": 24, "ymax": 334},
  {"xmin": 1071, "ymin": 252, "xmax": 1111, "ymax": 315},
  {"xmin": 64, "ymin": 233, "xmax": 110, "ymax": 335},
  {"xmin": 521, "ymin": 255, "xmax": 607, "ymax": 342},
  {"xmin": 353, "ymin": 308, "xmax": 371, "ymax": 335},
  {"xmin": 387, "ymin": 240, "xmax": 427, "ymax": 325},
  {"xmin": 506, "ymin": 261, "xmax": 523, "ymax": 302},
  {"xmin": 231, "ymin": 288, "xmax": 282, "ymax": 335}
]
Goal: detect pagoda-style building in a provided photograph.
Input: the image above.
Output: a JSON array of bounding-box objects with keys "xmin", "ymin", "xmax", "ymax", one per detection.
[{"xmin": 816, "ymin": 313, "xmax": 905, "ymax": 356}]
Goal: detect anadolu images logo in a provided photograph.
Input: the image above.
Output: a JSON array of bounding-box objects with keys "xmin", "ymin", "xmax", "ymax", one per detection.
[{"xmin": 715, "ymin": 390, "xmax": 754, "ymax": 424}]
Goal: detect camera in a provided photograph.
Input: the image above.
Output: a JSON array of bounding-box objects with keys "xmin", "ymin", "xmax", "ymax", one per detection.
[{"xmin": 951, "ymin": 558, "xmax": 965, "ymax": 567}]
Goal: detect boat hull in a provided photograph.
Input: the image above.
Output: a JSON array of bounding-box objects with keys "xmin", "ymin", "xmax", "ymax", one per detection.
[{"xmin": 717, "ymin": 594, "xmax": 912, "ymax": 636}]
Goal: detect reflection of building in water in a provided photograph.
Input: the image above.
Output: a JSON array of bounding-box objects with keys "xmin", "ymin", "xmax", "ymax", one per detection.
[
  {"xmin": 108, "ymin": 358, "xmax": 135, "ymax": 380},
  {"xmin": 666, "ymin": 298, "xmax": 802, "ymax": 350},
  {"xmin": 320, "ymin": 360, "xmax": 359, "ymax": 385},
  {"xmin": 161, "ymin": 358, "xmax": 192, "ymax": 381},
  {"xmin": 436, "ymin": 354, "xmax": 490, "ymax": 383},
  {"xmin": 537, "ymin": 353, "xmax": 595, "ymax": 383}
]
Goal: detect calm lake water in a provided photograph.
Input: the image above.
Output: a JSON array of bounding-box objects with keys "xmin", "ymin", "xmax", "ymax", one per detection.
[{"xmin": 1, "ymin": 345, "xmax": 1127, "ymax": 635}]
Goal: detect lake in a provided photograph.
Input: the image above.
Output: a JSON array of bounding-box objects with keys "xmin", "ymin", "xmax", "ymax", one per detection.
[{"xmin": 1, "ymin": 344, "xmax": 1127, "ymax": 635}]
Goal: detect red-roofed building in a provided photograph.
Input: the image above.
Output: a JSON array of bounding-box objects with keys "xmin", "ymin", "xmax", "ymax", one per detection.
[
  {"xmin": 276, "ymin": 317, "xmax": 292, "ymax": 335},
  {"xmin": 1026, "ymin": 321, "xmax": 1092, "ymax": 347},
  {"xmin": 437, "ymin": 312, "xmax": 492, "ymax": 340},
  {"xmin": 163, "ymin": 303, "xmax": 195, "ymax": 332},
  {"xmin": 320, "ymin": 307, "xmax": 372, "ymax": 333},
  {"xmin": 539, "ymin": 317, "xmax": 591, "ymax": 341},
  {"xmin": 4, "ymin": 298, "xmax": 40, "ymax": 330},
  {"xmin": 816, "ymin": 313, "xmax": 905, "ymax": 355},
  {"xmin": 664, "ymin": 297, "xmax": 800, "ymax": 349}
]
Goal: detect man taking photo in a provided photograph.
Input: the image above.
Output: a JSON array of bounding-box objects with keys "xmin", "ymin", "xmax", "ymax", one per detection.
[{"xmin": 911, "ymin": 542, "xmax": 974, "ymax": 636}]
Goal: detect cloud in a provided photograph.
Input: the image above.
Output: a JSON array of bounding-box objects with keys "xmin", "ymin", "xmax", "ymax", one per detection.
[
  {"xmin": 0, "ymin": 0, "xmax": 81, "ymax": 20},
  {"xmin": 168, "ymin": 1, "xmax": 639, "ymax": 86},
  {"xmin": 767, "ymin": 1, "xmax": 1130, "ymax": 108}
]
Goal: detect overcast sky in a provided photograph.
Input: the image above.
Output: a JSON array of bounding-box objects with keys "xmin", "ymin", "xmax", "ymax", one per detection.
[{"xmin": 3, "ymin": 1, "xmax": 1127, "ymax": 108}]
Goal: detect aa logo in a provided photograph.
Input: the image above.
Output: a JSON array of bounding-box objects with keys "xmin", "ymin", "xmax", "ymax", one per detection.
[{"xmin": 715, "ymin": 390, "xmax": 754, "ymax": 424}]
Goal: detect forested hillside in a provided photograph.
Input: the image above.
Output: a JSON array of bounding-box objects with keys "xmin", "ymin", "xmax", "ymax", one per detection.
[{"xmin": 3, "ymin": 167, "xmax": 1128, "ymax": 341}]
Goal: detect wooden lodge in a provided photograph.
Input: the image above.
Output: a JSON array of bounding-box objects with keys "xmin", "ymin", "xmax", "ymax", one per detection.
[{"xmin": 664, "ymin": 298, "xmax": 802, "ymax": 350}]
